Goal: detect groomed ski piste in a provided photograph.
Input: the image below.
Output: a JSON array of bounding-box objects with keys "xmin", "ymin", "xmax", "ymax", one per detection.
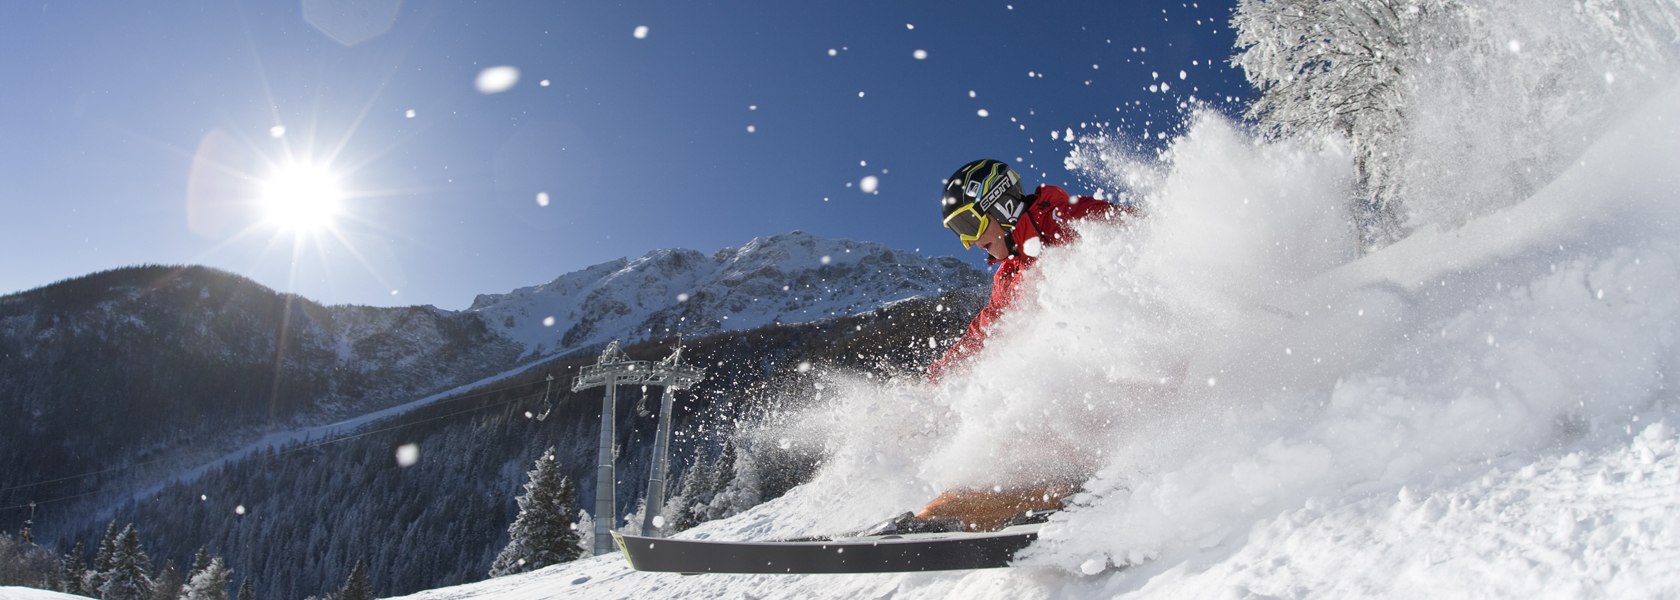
[{"xmin": 375, "ymin": 73, "xmax": 1680, "ymax": 599}]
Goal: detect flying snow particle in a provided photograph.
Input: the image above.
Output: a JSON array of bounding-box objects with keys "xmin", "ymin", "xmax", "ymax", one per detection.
[
  {"xmin": 1180, "ymin": 70, "xmax": 1188, "ymax": 80},
  {"xmin": 858, "ymin": 91, "xmax": 866, "ymax": 98},
  {"xmin": 235, "ymin": 505, "xmax": 247, "ymax": 516},
  {"xmin": 828, "ymin": 48, "xmax": 838, "ymax": 57},
  {"xmin": 778, "ymin": 438, "xmax": 792, "ymax": 450},
  {"xmin": 542, "ymin": 316, "xmax": 556, "ymax": 327},
  {"xmin": 746, "ymin": 124, "xmax": 756, "ymax": 133},
  {"xmin": 396, "ymin": 443, "xmax": 420, "ymax": 467},
  {"xmin": 749, "ymin": 104, "xmax": 759, "ymax": 111},
  {"xmin": 200, "ymin": 495, "xmax": 208, "ymax": 501},
  {"xmin": 913, "ymin": 49, "xmax": 928, "ymax": 60},
  {"xmin": 475, "ymin": 66, "xmax": 520, "ymax": 94},
  {"xmin": 977, "ymin": 108, "xmax": 990, "ymax": 117},
  {"xmin": 859, "ymin": 175, "xmax": 879, "ymax": 193},
  {"xmin": 390, "ymin": 290, "xmax": 399, "ymax": 296},
  {"xmin": 633, "ymin": 25, "xmax": 650, "ymax": 39},
  {"xmin": 524, "ymin": 411, "xmax": 533, "ymax": 419},
  {"xmin": 1020, "ymin": 236, "xmax": 1042, "ymax": 257},
  {"xmin": 1206, "ymin": 377, "xmax": 1218, "ymax": 387},
  {"xmin": 1080, "ymin": 558, "xmax": 1106, "ymax": 575},
  {"xmin": 820, "ymin": 255, "xmax": 832, "ymax": 265},
  {"xmin": 536, "ymin": 192, "xmax": 550, "ymax": 206},
  {"xmin": 540, "ymin": 79, "xmax": 551, "ymax": 87},
  {"xmin": 677, "ymin": 293, "xmax": 690, "ymax": 302},
  {"xmin": 906, "ymin": 23, "xmax": 915, "ymax": 30},
  {"xmin": 797, "ymin": 361, "xmax": 812, "ymax": 373},
  {"xmin": 968, "ymin": 90, "xmax": 977, "ymax": 98},
  {"xmin": 1507, "ymin": 39, "xmax": 1521, "ymax": 53},
  {"xmin": 652, "ymin": 515, "xmax": 666, "ymax": 529},
  {"xmin": 1605, "ymin": 72, "xmax": 1616, "ymax": 84},
  {"xmin": 269, "ymin": 126, "xmax": 286, "ymax": 138},
  {"xmin": 404, "ymin": 109, "xmax": 416, "ymax": 119}
]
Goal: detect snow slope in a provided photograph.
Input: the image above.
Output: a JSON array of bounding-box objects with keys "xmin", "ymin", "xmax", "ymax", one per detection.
[
  {"xmin": 0, "ymin": 588, "xmax": 89, "ymax": 600},
  {"xmin": 393, "ymin": 68, "xmax": 1680, "ymax": 600}
]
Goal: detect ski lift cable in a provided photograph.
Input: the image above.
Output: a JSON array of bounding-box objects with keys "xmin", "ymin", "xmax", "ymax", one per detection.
[
  {"xmin": 0, "ymin": 373, "xmax": 558, "ymax": 508},
  {"xmin": 0, "ymin": 390, "xmax": 535, "ymax": 513}
]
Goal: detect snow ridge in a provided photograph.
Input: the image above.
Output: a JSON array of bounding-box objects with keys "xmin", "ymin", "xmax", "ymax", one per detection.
[{"xmin": 467, "ymin": 230, "xmax": 986, "ymax": 358}]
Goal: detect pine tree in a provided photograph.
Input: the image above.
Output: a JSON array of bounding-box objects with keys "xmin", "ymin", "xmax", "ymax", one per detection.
[
  {"xmin": 86, "ymin": 520, "xmax": 120, "ymax": 593},
  {"xmin": 665, "ymin": 445, "xmax": 717, "ymax": 532},
  {"xmin": 702, "ymin": 438, "xmax": 740, "ymax": 521},
  {"xmin": 616, "ymin": 499, "xmax": 648, "ymax": 535},
  {"xmin": 59, "ymin": 543, "xmax": 88, "ymax": 596},
  {"xmin": 185, "ymin": 547, "xmax": 212, "ymax": 583},
  {"xmin": 336, "ymin": 560, "xmax": 371, "ymax": 600},
  {"xmin": 235, "ymin": 578, "xmax": 255, "ymax": 600},
  {"xmin": 179, "ymin": 557, "xmax": 230, "ymax": 600},
  {"xmin": 707, "ymin": 439, "xmax": 762, "ymax": 522},
  {"xmin": 488, "ymin": 447, "xmax": 584, "ymax": 577},
  {"xmin": 99, "ymin": 524, "xmax": 153, "ymax": 600},
  {"xmin": 146, "ymin": 560, "xmax": 182, "ymax": 600},
  {"xmin": 573, "ymin": 509, "xmax": 595, "ymax": 557}
]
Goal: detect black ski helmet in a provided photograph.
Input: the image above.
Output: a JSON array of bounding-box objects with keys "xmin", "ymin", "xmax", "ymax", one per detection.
[{"xmin": 940, "ymin": 159, "xmax": 1028, "ymax": 232}]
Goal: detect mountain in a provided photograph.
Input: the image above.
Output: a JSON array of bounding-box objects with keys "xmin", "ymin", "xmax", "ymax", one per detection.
[
  {"xmin": 0, "ymin": 233, "xmax": 987, "ymax": 544},
  {"xmin": 467, "ymin": 230, "xmax": 987, "ymax": 358},
  {"xmin": 0, "ymin": 265, "xmax": 526, "ymax": 523}
]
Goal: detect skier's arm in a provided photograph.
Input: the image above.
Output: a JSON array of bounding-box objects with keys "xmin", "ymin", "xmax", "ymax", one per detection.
[{"xmin": 926, "ymin": 304, "xmax": 999, "ymax": 382}]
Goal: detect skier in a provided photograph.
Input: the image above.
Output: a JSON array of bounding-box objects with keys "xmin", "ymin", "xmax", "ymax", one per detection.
[
  {"xmin": 910, "ymin": 158, "xmax": 1130, "ymax": 532},
  {"xmin": 927, "ymin": 158, "xmax": 1126, "ymax": 381}
]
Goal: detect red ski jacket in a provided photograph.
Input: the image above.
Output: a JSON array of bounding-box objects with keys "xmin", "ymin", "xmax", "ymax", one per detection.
[{"xmin": 927, "ymin": 185, "xmax": 1126, "ymax": 382}]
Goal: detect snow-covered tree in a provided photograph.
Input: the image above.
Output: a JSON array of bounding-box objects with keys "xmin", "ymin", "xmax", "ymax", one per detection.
[
  {"xmin": 179, "ymin": 557, "xmax": 230, "ymax": 600},
  {"xmin": 574, "ymin": 510, "xmax": 595, "ymax": 558},
  {"xmin": 335, "ymin": 560, "xmax": 371, "ymax": 600},
  {"xmin": 234, "ymin": 578, "xmax": 254, "ymax": 600},
  {"xmin": 147, "ymin": 561, "xmax": 182, "ymax": 600},
  {"xmin": 488, "ymin": 447, "xmax": 584, "ymax": 577},
  {"xmin": 617, "ymin": 499, "xmax": 648, "ymax": 535},
  {"xmin": 705, "ymin": 440, "xmax": 762, "ymax": 522},
  {"xmin": 184, "ymin": 547, "xmax": 211, "ymax": 584},
  {"xmin": 99, "ymin": 524, "xmax": 153, "ymax": 600},
  {"xmin": 663, "ymin": 445, "xmax": 718, "ymax": 532},
  {"xmin": 86, "ymin": 520, "xmax": 120, "ymax": 593},
  {"xmin": 1233, "ymin": 0, "xmax": 1680, "ymax": 246},
  {"xmin": 1232, "ymin": 0, "xmax": 1458, "ymax": 245},
  {"xmin": 60, "ymin": 543, "xmax": 88, "ymax": 596}
]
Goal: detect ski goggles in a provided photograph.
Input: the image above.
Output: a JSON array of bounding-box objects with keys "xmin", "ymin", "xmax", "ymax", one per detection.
[{"xmin": 943, "ymin": 202, "xmax": 989, "ymax": 249}]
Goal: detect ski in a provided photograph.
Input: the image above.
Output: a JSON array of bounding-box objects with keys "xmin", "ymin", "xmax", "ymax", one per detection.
[{"xmin": 611, "ymin": 523, "xmax": 1043, "ymax": 574}]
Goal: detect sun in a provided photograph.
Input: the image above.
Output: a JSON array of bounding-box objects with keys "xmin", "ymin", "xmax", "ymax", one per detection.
[{"xmin": 258, "ymin": 162, "xmax": 343, "ymax": 233}]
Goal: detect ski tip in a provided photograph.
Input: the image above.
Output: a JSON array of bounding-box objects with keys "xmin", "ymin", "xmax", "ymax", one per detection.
[{"xmin": 610, "ymin": 531, "xmax": 636, "ymax": 570}]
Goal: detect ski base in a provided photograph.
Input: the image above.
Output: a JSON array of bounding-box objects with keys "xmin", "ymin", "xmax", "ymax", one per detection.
[{"xmin": 612, "ymin": 525, "xmax": 1041, "ymax": 574}]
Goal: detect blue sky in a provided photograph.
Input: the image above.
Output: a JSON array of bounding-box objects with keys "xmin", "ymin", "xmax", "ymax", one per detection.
[{"xmin": 0, "ymin": 1, "xmax": 1249, "ymax": 309}]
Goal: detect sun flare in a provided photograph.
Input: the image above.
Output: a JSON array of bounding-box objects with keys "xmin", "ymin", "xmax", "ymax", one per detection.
[{"xmin": 259, "ymin": 163, "xmax": 343, "ymax": 233}]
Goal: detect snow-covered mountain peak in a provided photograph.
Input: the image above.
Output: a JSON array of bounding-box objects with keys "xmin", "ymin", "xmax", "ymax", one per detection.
[{"xmin": 467, "ymin": 231, "xmax": 986, "ymax": 359}]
